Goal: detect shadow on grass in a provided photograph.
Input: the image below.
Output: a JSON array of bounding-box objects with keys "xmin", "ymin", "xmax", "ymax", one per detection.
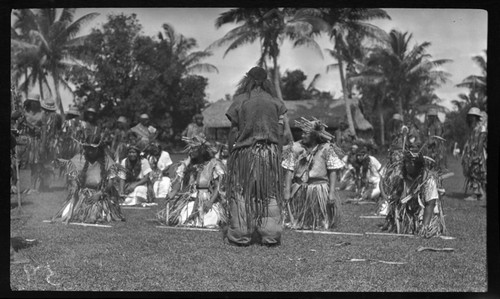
[
  {"xmin": 445, "ymin": 192, "xmax": 468, "ymax": 200},
  {"xmin": 46, "ymin": 186, "xmax": 67, "ymax": 192},
  {"xmin": 11, "ymin": 201, "xmax": 33, "ymax": 209}
]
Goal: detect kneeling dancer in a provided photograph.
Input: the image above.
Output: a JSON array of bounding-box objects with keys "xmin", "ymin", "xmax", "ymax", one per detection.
[
  {"xmin": 52, "ymin": 135, "xmax": 125, "ymax": 223},
  {"xmin": 382, "ymin": 148, "xmax": 446, "ymax": 238},
  {"xmin": 282, "ymin": 118, "xmax": 344, "ymax": 230},
  {"xmin": 157, "ymin": 136, "xmax": 226, "ymax": 228}
]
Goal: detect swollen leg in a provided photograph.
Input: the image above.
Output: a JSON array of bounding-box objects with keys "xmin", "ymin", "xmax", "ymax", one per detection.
[
  {"xmin": 257, "ymin": 197, "xmax": 282, "ymax": 246},
  {"xmin": 226, "ymin": 196, "xmax": 253, "ymax": 246}
]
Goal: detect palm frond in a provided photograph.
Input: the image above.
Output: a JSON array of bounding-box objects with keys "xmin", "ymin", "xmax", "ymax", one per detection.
[
  {"xmin": 292, "ymin": 36, "xmax": 324, "ymax": 59},
  {"xmin": 222, "ymin": 33, "xmax": 259, "ymax": 58},
  {"xmin": 56, "ymin": 13, "xmax": 100, "ymax": 44},
  {"xmin": 185, "ymin": 63, "xmax": 219, "ymax": 74}
]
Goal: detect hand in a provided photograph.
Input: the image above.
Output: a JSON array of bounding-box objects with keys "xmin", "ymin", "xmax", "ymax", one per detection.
[{"xmin": 283, "ymin": 192, "xmax": 291, "ymax": 203}]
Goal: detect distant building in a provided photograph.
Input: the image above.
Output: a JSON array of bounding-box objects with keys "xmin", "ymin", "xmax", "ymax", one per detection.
[{"xmin": 202, "ymin": 97, "xmax": 373, "ymax": 143}]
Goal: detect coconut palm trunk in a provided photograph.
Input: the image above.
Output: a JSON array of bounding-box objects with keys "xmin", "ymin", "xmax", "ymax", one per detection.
[
  {"xmin": 52, "ymin": 71, "xmax": 64, "ymax": 114},
  {"xmin": 272, "ymin": 54, "xmax": 293, "ymax": 144},
  {"xmin": 337, "ymin": 55, "xmax": 356, "ymax": 138},
  {"xmin": 378, "ymin": 103, "xmax": 385, "ymax": 146}
]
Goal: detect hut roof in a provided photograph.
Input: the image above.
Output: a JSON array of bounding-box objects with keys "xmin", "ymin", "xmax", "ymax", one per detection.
[
  {"xmin": 202, "ymin": 100, "xmax": 232, "ymax": 128},
  {"xmin": 202, "ymin": 97, "xmax": 373, "ymax": 130}
]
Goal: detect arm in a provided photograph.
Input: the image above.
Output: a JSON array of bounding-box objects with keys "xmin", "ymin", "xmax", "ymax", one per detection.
[
  {"xmin": 328, "ymin": 169, "xmax": 337, "ymax": 202},
  {"xmin": 283, "ymin": 169, "xmax": 293, "ymax": 203},
  {"xmin": 422, "ymin": 199, "xmax": 436, "ymax": 227},
  {"xmin": 227, "ymin": 124, "xmax": 238, "ymax": 153}
]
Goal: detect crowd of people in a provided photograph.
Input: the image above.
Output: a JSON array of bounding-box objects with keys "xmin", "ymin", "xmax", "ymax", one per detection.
[{"xmin": 10, "ymin": 66, "xmax": 488, "ymax": 248}]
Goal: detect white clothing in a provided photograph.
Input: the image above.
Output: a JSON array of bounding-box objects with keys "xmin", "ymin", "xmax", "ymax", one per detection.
[{"xmin": 120, "ymin": 158, "xmax": 152, "ymax": 205}]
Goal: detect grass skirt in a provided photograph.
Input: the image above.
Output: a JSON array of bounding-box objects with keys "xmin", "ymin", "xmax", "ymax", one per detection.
[
  {"xmin": 157, "ymin": 190, "xmax": 227, "ymax": 227},
  {"xmin": 225, "ymin": 142, "xmax": 283, "ymax": 228},
  {"xmin": 290, "ymin": 181, "xmax": 341, "ymax": 229},
  {"xmin": 52, "ymin": 185, "xmax": 125, "ymax": 224}
]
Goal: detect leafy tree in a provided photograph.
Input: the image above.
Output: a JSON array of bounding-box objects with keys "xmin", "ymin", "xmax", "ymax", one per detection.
[
  {"xmin": 281, "ymin": 69, "xmax": 308, "ymax": 101},
  {"xmin": 68, "ymin": 13, "xmax": 215, "ymax": 136}
]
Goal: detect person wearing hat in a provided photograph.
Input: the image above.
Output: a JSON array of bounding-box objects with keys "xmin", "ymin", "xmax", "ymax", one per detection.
[
  {"xmin": 382, "ymin": 148, "xmax": 447, "ymax": 238},
  {"xmin": 423, "ymin": 107, "xmax": 447, "ymax": 170},
  {"xmin": 38, "ymin": 97, "xmax": 63, "ymax": 191},
  {"xmin": 130, "ymin": 113, "xmax": 157, "ymax": 145},
  {"xmin": 461, "ymin": 107, "xmax": 487, "ymax": 201},
  {"xmin": 182, "ymin": 113, "xmax": 207, "ymax": 140},
  {"xmin": 16, "ymin": 95, "xmax": 44, "ymax": 193},
  {"xmin": 60, "ymin": 106, "xmax": 84, "ymax": 159},
  {"xmin": 282, "ymin": 118, "xmax": 345, "ymax": 230},
  {"xmin": 52, "ymin": 134, "xmax": 126, "ymax": 223},
  {"xmin": 156, "ymin": 135, "xmax": 226, "ymax": 228},
  {"xmin": 119, "ymin": 141, "xmax": 153, "ymax": 206},
  {"xmin": 223, "ymin": 66, "xmax": 287, "ymax": 247}
]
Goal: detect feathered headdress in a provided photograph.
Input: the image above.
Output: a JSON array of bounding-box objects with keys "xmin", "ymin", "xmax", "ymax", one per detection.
[
  {"xmin": 295, "ymin": 117, "xmax": 334, "ymax": 142},
  {"xmin": 182, "ymin": 135, "xmax": 216, "ymax": 154}
]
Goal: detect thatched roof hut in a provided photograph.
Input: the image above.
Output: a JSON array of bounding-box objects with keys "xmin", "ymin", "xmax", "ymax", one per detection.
[
  {"xmin": 202, "ymin": 100, "xmax": 232, "ymax": 128},
  {"xmin": 202, "ymin": 97, "xmax": 373, "ymax": 135}
]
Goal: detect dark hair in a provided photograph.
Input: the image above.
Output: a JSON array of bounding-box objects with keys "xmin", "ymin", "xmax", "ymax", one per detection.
[
  {"xmin": 24, "ymin": 100, "xmax": 40, "ymax": 113},
  {"xmin": 402, "ymin": 152, "xmax": 425, "ymax": 179},
  {"xmin": 80, "ymin": 135, "xmax": 106, "ymax": 188},
  {"xmin": 309, "ymin": 130, "xmax": 328, "ymax": 144},
  {"xmin": 125, "ymin": 150, "xmax": 142, "ymax": 182},
  {"xmin": 234, "ymin": 73, "xmax": 277, "ymax": 98}
]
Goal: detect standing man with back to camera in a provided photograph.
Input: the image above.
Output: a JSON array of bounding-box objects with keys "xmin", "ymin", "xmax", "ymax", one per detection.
[{"xmin": 224, "ymin": 66, "xmax": 287, "ymax": 247}]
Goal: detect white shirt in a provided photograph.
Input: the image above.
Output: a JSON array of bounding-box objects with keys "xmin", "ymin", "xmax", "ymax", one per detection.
[
  {"xmin": 157, "ymin": 151, "xmax": 173, "ymax": 171},
  {"xmin": 121, "ymin": 158, "xmax": 152, "ymax": 179}
]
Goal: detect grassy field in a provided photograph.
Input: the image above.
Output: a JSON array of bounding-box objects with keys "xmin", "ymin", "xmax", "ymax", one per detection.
[{"xmin": 9, "ymin": 153, "xmax": 488, "ymax": 292}]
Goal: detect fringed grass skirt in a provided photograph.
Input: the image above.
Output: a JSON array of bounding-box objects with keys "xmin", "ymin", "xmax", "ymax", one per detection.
[
  {"xmin": 290, "ymin": 181, "xmax": 341, "ymax": 230},
  {"xmin": 52, "ymin": 186, "xmax": 125, "ymax": 224},
  {"xmin": 157, "ymin": 190, "xmax": 227, "ymax": 228},
  {"xmin": 384, "ymin": 200, "xmax": 446, "ymax": 238},
  {"xmin": 225, "ymin": 142, "xmax": 283, "ymax": 228}
]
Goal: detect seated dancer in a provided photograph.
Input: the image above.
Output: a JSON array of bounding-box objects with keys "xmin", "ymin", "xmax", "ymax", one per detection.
[
  {"xmin": 381, "ymin": 143, "xmax": 447, "ymax": 238},
  {"xmin": 338, "ymin": 144, "xmax": 360, "ymax": 192},
  {"xmin": 120, "ymin": 143, "xmax": 153, "ymax": 206},
  {"xmin": 351, "ymin": 145, "xmax": 383, "ymax": 200},
  {"xmin": 282, "ymin": 118, "xmax": 345, "ymax": 230},
  {"xmin": 144, "ymin": 141, "xmax": 173, "ymax": 200},
  {"xmin": 52, "ymin": 134, "xmax": 125, "ymax": 224},
  {"xmin": 157, "ymin": 136, "xmax": 226, "ymax": 228}
]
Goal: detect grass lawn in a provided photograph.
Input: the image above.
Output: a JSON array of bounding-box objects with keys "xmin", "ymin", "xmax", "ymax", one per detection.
[{"xmin": 9, "ymin": 153, "xmax": 488, "ymax": 292}]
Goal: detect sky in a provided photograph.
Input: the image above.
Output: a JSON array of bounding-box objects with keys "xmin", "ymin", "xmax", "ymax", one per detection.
[{"xmin": 13, "ymin": 8, "xmax": 488, "ymax": 112}]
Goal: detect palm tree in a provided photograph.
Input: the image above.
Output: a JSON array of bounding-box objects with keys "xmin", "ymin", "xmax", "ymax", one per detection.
[
  {"xmin": 12, "ymin": 9, "xmax": 99, "ymax": 113},
  {"xmin": 350, "ymin": 29, "xmax": 451, "ymax": 145},
  {"xmin": 456, "ymin": 50, "xmax": 487, "ymax": 111},
  {"xmin": 11, "ymin": 9, "xmax": 51, "ymax": 98},
  {"xmin": 158, "ymin": 23, "xmax": 219, "ymax": 78},
  {"xmin": 317, "ymin": 8, "xmax": 391, "ymax": 137},
  {"xmin": 35, "ymin": 9, "xmax": 99, "ymax": 114},
  {"xmin": 210, "ymin": 8, "xmax": 324, "ymax": 101},
  {"xmin": 210, "ymin": 8, "xmax": 325, "ymax": 143}
]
